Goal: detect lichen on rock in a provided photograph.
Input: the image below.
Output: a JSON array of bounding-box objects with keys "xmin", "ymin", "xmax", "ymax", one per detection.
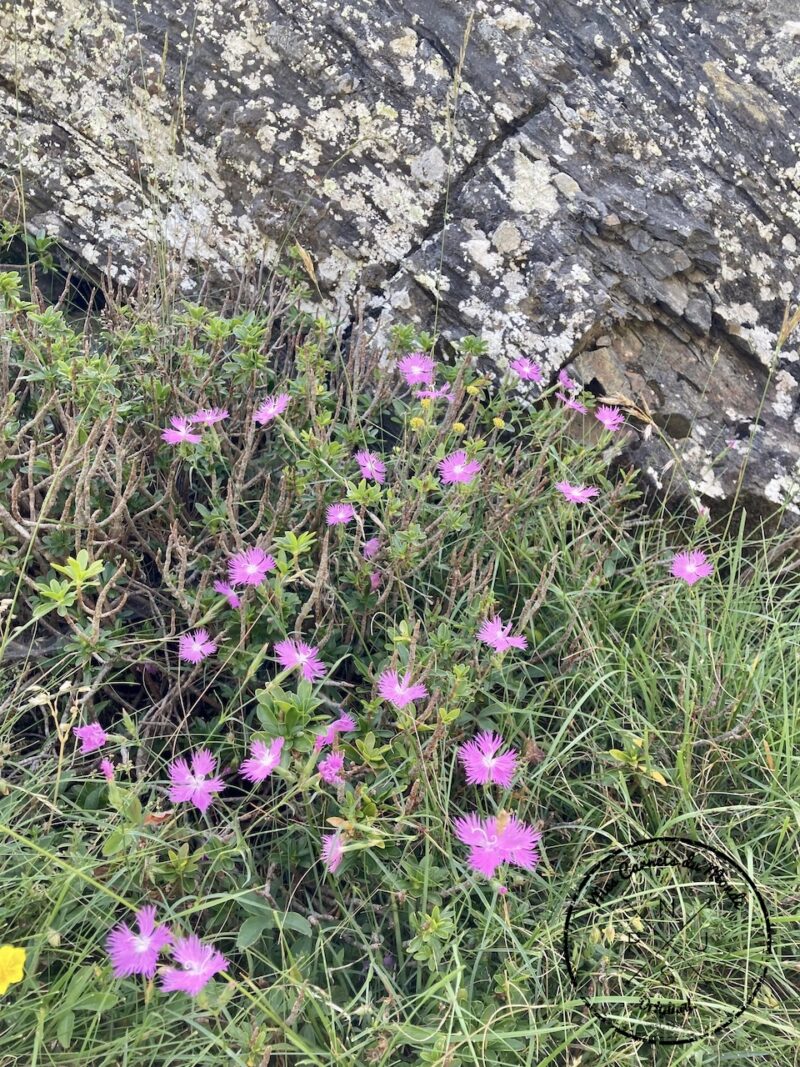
[{"xmin": 1, "ymin": 0, "xmax": 799, "ymax": 521}]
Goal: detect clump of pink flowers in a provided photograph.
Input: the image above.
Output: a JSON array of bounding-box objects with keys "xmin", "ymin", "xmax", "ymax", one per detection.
[
  {"xmin": 439, "ymin": 450, "xmax": 481, "ymax": 485},
  {"xmin": 275, "ymin": 638, "xmax": 326, "ymax": 682},
  {"xmin": 213, "ymin": 581, "xmax": 241, "ymax": 608},
  {"xmin": 228, "ymin": 547, "xmax": 276, "ymax": 587},
  {"xmin": 189, "ymin": 407, "xmax": 228, "ymax": 425},
  {"xmin": 556, "ymin": 481, "xmax": 599, "ymax": 504},
  {"xmin": 398, "ymin": 352, "xmax": 435, "ymax": 386},
  {"xmin": 106, "ymin": 908, "xmax": 227, "ymax": 998},
  {"xmin": 253, "ymin": 393, "xmax": 289, "ymax": 425},
  {"xmin": 239, "ymin": 737, "xmax": 284, "ymax": 783},
  {"xmin": 454, "ymin": 812, "xmax": 541, "ymax": 879},
  {"xmin": 378, "ymin": 669, "xmax": 428, "ymax": 709},
  {"xmin": 558, "ymin": 369, "xmax": 578, "ymax": 391},
  {"xmin": 594, "ymin": 405, "xmax": 624, "ymax": 432},
  {"xmin": 319, "ymin": 751, "xmax": 345, "ymax": 785},
  {"xmin": 355, "ymin": 450, "xmax": 386, "ymax": 484},
  {"xmin": 509, "ymin": 357, "xmax": 543, "ymax": 383},
  {"xmin": 362, "ymin": 537, "xmax": 380, "ymax": 559},
  {"xmin": 315, "ymin": 712, "xmax": 357, "ymax": 751},
  {"xmin": 168, "ymin": 750, "xmax": 225, "ymax": 814},
  {"xmin": 671, "ymin": 549, "xmax": 713, "ymax": 585},
  {"xmin": 416, "ymin": 383, "xmax": 452, "ymax": 402},
  {"xmin": 178, "ymin": 629, "xmax": 217, "ymax": 664},
  {"xmin": 327, "ymin": 503, "xmax": 356, "ymax": 526},
  {"xmin": 477, "ymin": 615, "xmax": 527, "ymax": 653},
  {"xmin": 74, "ymin": 722, "xmax": 108, "ymax": 754},
  {"xmin": 106, "ymin": 906, "xmax": 172, "ymax": 979},
  {"xmin": 458, "ymin": 731, "xmax": 518, "ymax": 788},
  {"xmin": 321, "ymin": 832, "xmax": 345, "ymax": 874},
  {"xmin": 555, "ymin": 392, "xmax": 588, "ymax": 414},
  {"xmin": 161, "ymin": 935, "xmax": 229, "ymax": 997},
  {"xmin": 161, "ymin": 416, "xmax": 202, "ymax": 446}
]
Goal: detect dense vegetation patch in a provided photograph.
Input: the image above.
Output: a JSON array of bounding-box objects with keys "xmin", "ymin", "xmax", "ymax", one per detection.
[{"xmin": 0, "ymin": 262, "xmax": 797, "ymax": 1064}]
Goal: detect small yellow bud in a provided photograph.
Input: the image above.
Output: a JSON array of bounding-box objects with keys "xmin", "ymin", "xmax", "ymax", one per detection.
[
  {"xmin": 452, "ymin": 422, "xmax": 466, "ymax": 433},
  {"xmin": 466, "ymin": 384, "xmax": 480, "ymax": 397},
  {"xmin": 410, "ymin": 417, "xmax": 425, "ymax": 431},
  {"xmin": 493, "ymin": 417, "xmax": 505, "ymax": 430},
  {"xmin": 419, "ymin": 398, "xmax": 432, "ymax": 409}
]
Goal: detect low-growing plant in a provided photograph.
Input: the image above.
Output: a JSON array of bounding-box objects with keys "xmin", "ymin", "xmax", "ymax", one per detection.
[{"xmin": 0, "ymin": 264, "xmax": 797, "ymax": 1064}]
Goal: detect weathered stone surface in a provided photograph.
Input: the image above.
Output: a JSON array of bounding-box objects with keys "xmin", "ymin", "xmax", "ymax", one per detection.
[{"xmin": 1, "ymin": 0, "xmax": 799, "ymax": 520}]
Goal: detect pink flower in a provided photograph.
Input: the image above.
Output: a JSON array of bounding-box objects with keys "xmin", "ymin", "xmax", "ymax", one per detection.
[
  {"xmin": 398, "ymin": 352, "xmax": 435, "ymax": 386},
  {"xmin": 454, "ymin": 812, "xmax": 541, "ymax": 879},
  {"xmin": 362, "ymin": 537, "xmax": 380, "ymax": 559},
  {"xmin": 100, "ymin": 758, "xmax": 115, "ymax": 782},
  {"xmin": 315, "ymin": 713, "xmax": 357, "ymax": 751},
  {"xmin": 326, "ymin": 502, "xmax": 356, "ymax": 526},
  {"xmin": 319, "ymin": 751, "xmax": 345, "ymax": 785},
  {"xmin": 558, "ymin": 369, "xmax": 578, "ymax": 391},
  {"xmin": 106, "ymin": 905, "xmax": 173, "ymax": 979},
  {"xmin": 670, "ymin": 550, "xmax": 713, "ymax": 585},
  {"xmin": 439, "ymin": 450, "xmax": 481, "ymax": 485},
  {"xmin": 594, "ymin": 405, "xmax": 624, "ymax": 432},
  {"xmin": 509, "ymin": 357, "xmax": 543, "ymax": 383},
  {"xmin": 240, "ymin": 737, "xmax": 284, "ymax": 783},
  {"xmin": 213, "ymin": 581, "xmax": 241, "ymax": 608},
  {"xmin": 321, "ymin": 832, "xmax": 345, "ymax": 873},
  {"xmin": 168, "ymin": 750, "xmax": 226, "ymax": 814},
  {"xmin": 227, "ymin": 547, "xmax": 276, "ymax": 587},
  {"xmin": 555, "ymin": 391, "xmax": 588, "ymax": 414},
  {"xmin": 275, "ymin": 638, "xmax": 326, "ymax": 682},
  {"xmin": 355, "ymin": 450, "xmax": 386, "ymax": 484},
  {"xmin": 253, "ymin": 393, "xmax": 289, "ymax": 425},
  {"xmin": 477, "ymin": 615, "xmax": 528, "ymax": 653},
  {"xmin": 378, "ymin": 669, "xmax": 428, "ymax": 709},
  {"xmin": 189, "ymin": 407, "xmax": 229, "ymax": 425},
  {"xmin": 160, "ymin": 934, "xmax": 229, "ymax": 997},
  {"xmin": 415, "ymin": 383, "xmax": 452, "ymax": 402},
  {"xmin": 74, "ymin": 722, "xmax": 108, "ymax": 754},
  {"xmin": 161, "ymin": 416, "xmax": 202, "ymax": 445},
  {"xmin": 370, "ymin": 571, "xmax": 381, "ymax": 591},
  {"xmin": 178, "ymin": 629, "xmax": 217, "ymax": 664},
  {"xmin": 458, "ymin": 731, "xmax": 518, "ymax": 788},
  {"xmin": 556, "ymin": 481, "xmax": 599, "ymax": 504}
]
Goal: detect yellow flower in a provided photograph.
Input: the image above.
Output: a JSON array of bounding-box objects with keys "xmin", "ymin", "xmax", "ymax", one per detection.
[
  {"xmin": 493, "ymin": 417, "xmax": 506, "ymax": 430},
  {"xmin": 419, "ymin": 397, "xmax": 431, "ymax": 410},
  {"xmin": 0, "ymin": 945, "xmax": 25, "ymax": 995},
  {"xmin": 452, "ymin": 422, "xmax": 466, "ymax": 433},
  {"xmin": 466, "ymin": 384, "xmax": 480, "ymax": 397},
  {"xmin": 409, "ymin": 417, "xmax": 425, "ymax": 431}
]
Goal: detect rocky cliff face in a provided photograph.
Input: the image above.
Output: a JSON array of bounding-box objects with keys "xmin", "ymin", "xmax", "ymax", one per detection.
[{"xmin": 1, "ymin": 0, "xmax": 799, "ymax": 521}]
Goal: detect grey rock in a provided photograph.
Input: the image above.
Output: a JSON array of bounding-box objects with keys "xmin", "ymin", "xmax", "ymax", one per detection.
[{"xmin": 1, "ymin": 0, "xmax": 799, "ymax": 522}]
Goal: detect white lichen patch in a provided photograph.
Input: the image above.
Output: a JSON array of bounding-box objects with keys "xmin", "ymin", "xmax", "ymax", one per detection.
[
  {"xmin": 764, "ymin": 472, "xmax": 800, "ymax": 514},
  {"xmin": 496, "ymin": 151, "xmax": 559, "ymax": 218},
  {"xmin": 389, "ymin": 29, "xmax": 418, "ymax": 58},
  {"xmin": 493, "ymin": 8, "xmax": 534, "ymax": 34},
  {"xmin": 463, "ymin": 234, "xmax": 503, "ymax": 275},
  {"xmin": 410, "ymin": 146, "xmax": 447, "ymax": 186},
  {"xmin": 772, "ymin": 370, "xmax": 798, "ymax": 419},
  {"xmin": 491, "ymin": 220, "xmax": 522, "ymax": 253},
  {"xmin": 681, "ymin": 443, "xmax": 727, "ymax": 499}
]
